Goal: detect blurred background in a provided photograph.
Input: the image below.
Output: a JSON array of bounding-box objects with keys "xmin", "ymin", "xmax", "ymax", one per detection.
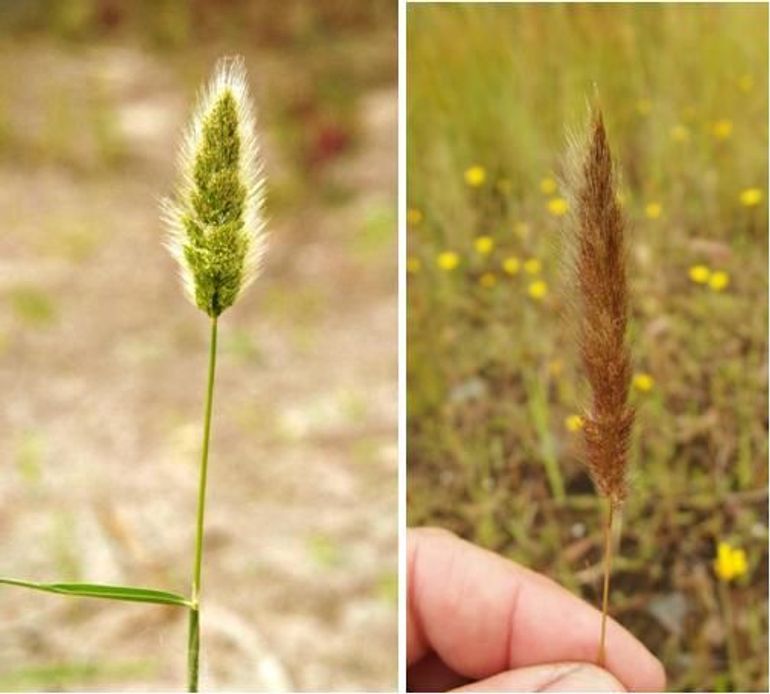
[
  {"xmin": 407, "ymin": 4, "xmax": 767, "ymax": 692},
  {"xmin": 0, "ymin": 1, "xmax": 395, "ymax": 690}
]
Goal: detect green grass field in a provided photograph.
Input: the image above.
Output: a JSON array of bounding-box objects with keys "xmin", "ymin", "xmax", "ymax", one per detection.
[{"xmin": 406, "ymin": 5, "xmax": 768, "ymax": 691}]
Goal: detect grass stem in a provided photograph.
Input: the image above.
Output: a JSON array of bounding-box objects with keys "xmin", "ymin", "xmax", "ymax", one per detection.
[
  {"xmin": 187, "ymin": 316, "xmax": 219, "ymax": 692},
  {"xmin": 597, "ymin": 500, "xmax": 614, "ymax": 667},
  {"xmin": 717, "ymin": 577, "xmax": 742, "ymax": 690}
]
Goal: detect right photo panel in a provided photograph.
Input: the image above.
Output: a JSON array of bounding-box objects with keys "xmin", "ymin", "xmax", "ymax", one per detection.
[{"xmin": 406, "ymin": 3, "xmax": 768, "ymax": 693}]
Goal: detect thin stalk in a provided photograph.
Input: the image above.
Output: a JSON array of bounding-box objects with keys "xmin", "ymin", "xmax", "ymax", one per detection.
[
  {"xmin": 717, "ymin": 577, "xmax": 741, "ymax": 690},
  {"xmin": 187, "ymin": 316, "xmax": 219, "ymax": 692},
  {"xmin": 597, "ymin": 500, "xmax": 614, "ymax": 667}
]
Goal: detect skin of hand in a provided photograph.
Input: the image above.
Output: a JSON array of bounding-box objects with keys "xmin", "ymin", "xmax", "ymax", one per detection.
[{"xmin": 408, "ymin": 527, "xmax": 666, "ymax": 692}]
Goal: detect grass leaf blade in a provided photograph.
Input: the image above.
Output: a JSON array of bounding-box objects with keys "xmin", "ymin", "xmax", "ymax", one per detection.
[{"xmin": 0, "ymin": 578, "xmax": 191, "ymax": 607}]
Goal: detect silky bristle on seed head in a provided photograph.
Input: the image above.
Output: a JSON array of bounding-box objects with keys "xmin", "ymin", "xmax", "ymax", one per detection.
[
  {"xmin": 563, "ymin": 108, "xmax": 634, "ymax": 507},
  {"xmin": 162, "ymin": 55, "xmax": 266, "ymax": 317}
]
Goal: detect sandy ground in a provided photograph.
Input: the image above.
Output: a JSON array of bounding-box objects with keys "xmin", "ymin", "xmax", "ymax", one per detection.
[{"xmin": 0, "ymin": 43, "xmax": 396, "ymax": 691}]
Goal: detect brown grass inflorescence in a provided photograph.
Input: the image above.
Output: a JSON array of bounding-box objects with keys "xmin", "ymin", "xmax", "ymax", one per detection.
[{"xmin": 565, "ymin": 109, "xmax": 634, "ymax": 508}]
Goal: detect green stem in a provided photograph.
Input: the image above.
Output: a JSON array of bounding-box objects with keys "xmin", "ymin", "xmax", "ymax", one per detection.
[
  {"xmin": 718, "ymin": 577, "xmax": 741, "ymax": 690},
  {"xmin": 187, "ymin": 316, "xmax": 218, "ymax": 692}
]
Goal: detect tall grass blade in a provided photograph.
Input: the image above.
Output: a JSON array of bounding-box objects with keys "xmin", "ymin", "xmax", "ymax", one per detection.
[{"xmin": 0, "ymin": 578, "xmax": 191, "ymax": 607}]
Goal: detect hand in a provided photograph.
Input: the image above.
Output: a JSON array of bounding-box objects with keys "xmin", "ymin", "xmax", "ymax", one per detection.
[{"xmin": 408, "ymin": 527, "xmax": 665, "ymax": 692}]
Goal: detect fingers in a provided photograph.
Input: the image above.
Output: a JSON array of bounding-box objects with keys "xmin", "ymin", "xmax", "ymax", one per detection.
[
  {"xmin": 408, "ymin": 652, "xmax": 469, "ymax": 692},
  {"xmin": 408, "ymin": 527, "xmax": 665, "ymax": 692},
  {"xmin": 408, "ymin": 657, "xmax": 625, "ymax": 693},
  {"xmin": 452, "ymin": 663, "xmax": 626, "ymax": 692}
]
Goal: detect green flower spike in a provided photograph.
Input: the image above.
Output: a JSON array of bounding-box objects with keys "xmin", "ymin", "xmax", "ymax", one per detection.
[{"xmin": 163, "ymin": 55, "xmax": 266, "ymax": 316}]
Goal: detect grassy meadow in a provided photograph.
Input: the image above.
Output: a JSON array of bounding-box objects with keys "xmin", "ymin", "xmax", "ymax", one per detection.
[{"xmin": 406, "ymin": 4, "xmax": 768, "ymax": 692}]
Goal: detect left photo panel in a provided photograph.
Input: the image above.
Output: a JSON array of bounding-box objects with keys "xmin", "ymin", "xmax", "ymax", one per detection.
[{"xmin": 0, "ymin": 2, "xmax": 397, "ymax": 692}]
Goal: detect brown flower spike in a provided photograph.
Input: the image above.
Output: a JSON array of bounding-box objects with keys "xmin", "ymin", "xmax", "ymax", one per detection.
[
  {"xmin": 567, "ymin": 109, "xmax": 634, "ymax": 507},
  {"xmin": 564, "ymin": 108, "xmax": 635, "ymax": 666}
]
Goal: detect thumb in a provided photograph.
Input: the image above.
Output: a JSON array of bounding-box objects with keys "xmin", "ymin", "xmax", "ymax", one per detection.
[{"xmin": 452, "ymin": 662, "xmax": 626, "ymax": 692}]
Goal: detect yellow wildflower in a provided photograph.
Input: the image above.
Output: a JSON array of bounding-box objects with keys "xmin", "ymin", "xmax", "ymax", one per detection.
[
  {"xmin": 407, "ymin": 208, "xmax": 423, "ymax": 226},
  {"xmin": 474, "ymin": 235, "xmax": 495, "ymax": 255},
  {"xmin": 436, "ymin": 251, "xmax": 460, "ymax": 271},
  {"xmin": 479, "ymin": 272, "xmax": 497, "ymax": 288},
  {"xmin": 524, "ymin": 258, "xmax": 542, "ymax": 275},
  {"xmin": 406, "ymin": 257, "xmax": 421, "ymax": 274},
  {"xmin": 502, "ymin": 256, "xmax": 521, "ymax": 275},
  {"xmin": 528, "ymin": 280, "xmax": 548, "ymax": 300},
  {"xmin": 709, "ymin": 271, "xmax": 730, "ymax": 292},
  {"xmin": 740, "ymin": 188, "xmax": 763, "ymax": 207},
  {"xmin": 464, "ymin": 165, "xmax": 486, "ymax": 187},
  {"xmin": 645, "ymin": 202, "xmax": 663, "ymax": 220},
  {"xmin": 636, "ymin": 98, "xmax": 652, "ymax": 116},
  {"xmin": 540, "ymin": 177, "xmax": 557, "ymax": 195},
  {"xmin": 712, "ymin": 119, "xmax": 733, "ymax": 141},
  {"xmin": 565, "ymin": 414, "xmax": 584, "ymax": 432},
  {"xmin": 688, "ymin": 265, "xmax": 711, "ymax": 284},
  {"xmin": 670, "ymin": 125, "xmax": 690, "ymax": 143},
  {"xmin": 547, "ymin": 197, "xmax": 569, "ymax": 217},
  {"xmin": 738, "ymin": 74, "xmax": 754, "ymax": 93},
  {"xmin": 714, "ymin": 541, "xmax": 748, "ymax": 582},
  {"xmin": 632, "ymin": 373, "xmax": 654, "ymax": 392}
]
